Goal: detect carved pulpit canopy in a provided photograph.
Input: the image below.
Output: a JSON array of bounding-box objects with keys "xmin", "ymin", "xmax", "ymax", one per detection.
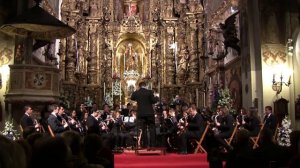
[{"xmin": 0, "ymin": 0, "xmax": 76, "ymax": 40}]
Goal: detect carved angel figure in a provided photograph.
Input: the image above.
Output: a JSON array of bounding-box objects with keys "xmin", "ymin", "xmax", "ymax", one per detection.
[{"xmin": 219, "ymin": 11, "xmax": 241, "ymax": 56}]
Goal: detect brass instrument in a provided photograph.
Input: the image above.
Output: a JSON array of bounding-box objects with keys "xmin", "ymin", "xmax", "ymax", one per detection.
[
  {"xmin": 99, "ymin": 120, "xmax": 109, "ymax": 132},
  {"xmin": 60, "ymin": 116, "xmax": 70, "ymax": 129},
  {"xmin": 177, "ymin": 115, "xmax": 188, "ymax": 135},
  {"xmin": 236, "ymin": 114, "xmax": 246, "ymax": 129},
  {"xmin": 33, "ymin": 118, "xmax": 45, "ymax": 133},
  {"xmin": 68, "ymin": 116, "xmax": 84, "ymax": 133},
  {"xmin": 211, "ymin": 113, "xmax": 221, "ymax": 135},
  {"xmin": 137, "ymin": 129, "xmax": 142, "ymax": 149}
]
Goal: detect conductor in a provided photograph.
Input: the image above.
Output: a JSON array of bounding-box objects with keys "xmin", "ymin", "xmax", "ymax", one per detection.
[{"xmin": 131, "ymin": 80, "xmax": 158, "ymax": 148}]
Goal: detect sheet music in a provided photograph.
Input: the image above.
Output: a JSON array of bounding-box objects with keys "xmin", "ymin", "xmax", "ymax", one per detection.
[
  {"xmin": 129, "ymin": 117, "xmax": 134, "ymax": 123},
  {"xmin": 123, "ymin": 116, "xmax": 134, "ymax": 123}
]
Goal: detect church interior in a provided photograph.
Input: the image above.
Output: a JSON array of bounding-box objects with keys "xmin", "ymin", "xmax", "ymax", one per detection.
[
  {"xmin": 0, "ymin": 0, "xmax": 299, "ymax": 129},
  {"xmin": 0, "ymin": 0, "xmax": 300, "ymax": 167}
]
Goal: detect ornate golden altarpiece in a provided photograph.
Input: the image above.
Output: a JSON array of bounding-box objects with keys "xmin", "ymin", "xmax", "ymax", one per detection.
[
  {"xmin": 4, "ymin": 0, "xmax": 242, "ymax": 120},
  {"xmin": 58, "ymin": 0, "xmax": 207, "ymax": 108}
]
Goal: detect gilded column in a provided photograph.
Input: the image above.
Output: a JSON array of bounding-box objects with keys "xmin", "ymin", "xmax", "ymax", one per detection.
[
  {"xmin": 188, "ymin": 15, "xmax": 199, "ymax": 83},
  {"xmin": 65, "ymin": 12, "xmax": 79, "ymax": 83},
  {"xmin": 77, "ymin": 20, "xmax": 88, "ymax": 75},
  {"xmin": 87, "ymin": 20, "xmax": 99, "ymax": 85},
  {"xmin": 165, "ymin": 23, "xmax": 176, "ymax": 85}
]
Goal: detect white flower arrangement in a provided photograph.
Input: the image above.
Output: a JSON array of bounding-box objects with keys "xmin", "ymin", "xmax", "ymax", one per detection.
[
  {"xmin": 217, "ymin": 88, "xmax": 237, "ymax": 115},
  {"xmin": 277, "ymin": 116, "xmax": 292, "ymax": 147},
  {"xmin": 218, "ymin": 88, "xmax": 232, "ymax": 107},
  {"xmin": 0, "ymin": 118, "xmax": 20, "ymax": 141}
]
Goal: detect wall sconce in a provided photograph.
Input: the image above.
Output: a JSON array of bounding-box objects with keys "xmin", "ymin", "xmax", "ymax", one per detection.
[
  {"xmin": 287, "ymin": 38, "xmax": 293, "ymax": 56},
  {"xmin": 0, "ymin": 73, "xmax": 2, "ymax": 89},
  {"xmin": 272, "ymin": 74, "xmax": 291, "ymax": 94}
]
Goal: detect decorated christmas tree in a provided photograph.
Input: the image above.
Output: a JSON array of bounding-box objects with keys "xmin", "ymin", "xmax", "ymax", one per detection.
[
  {"xmin": 1, "ymin": 116, "xmax": 21, "ymax": 141},
  {"xmin": 277, "ymin": 116, "xmax": 292, "ymax": 147}
]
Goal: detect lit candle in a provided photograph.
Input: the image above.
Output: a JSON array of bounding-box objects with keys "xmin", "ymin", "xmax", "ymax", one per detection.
[
  {"xmin": 120, "ymin": 80, "xmax": 122, "ymax": 105},
  {"xmin": 203, "ymin": 92, "xmax": 206, "ymax": 106},
  {"xmin": 112, "ymin": 82, "xmax": 113, "ymax": 98},
  {"xmin": 103, "ymin": 82, "xmax": 106, "ymax": 97},
  {"xmin": 196, "ymin": 88, "xmax": 199, "ymax": 107},
  {"xmin": 124, "ymin": 53, "xmax": 125, "ymax": 71}
]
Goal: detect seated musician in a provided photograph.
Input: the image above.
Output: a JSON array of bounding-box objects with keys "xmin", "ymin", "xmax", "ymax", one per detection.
[
  {"xmin": 81, "ymin": 111, "xmax": 89, "ymax": 133},
  {"xmin": 110, "ymin": 110, "xmax": 126, "ymax": 149},
  {"xmin": 163, "ymin": 108, "xmax": 178, "ymax": 151},
  {"xmin": 123, "ymin": 109, "xmax": 137, "ymax": 148},
  {"xmin": 213, "ymin": 105, "xmax": 235, "ymax": 151},
  {"xmin": 100, "ymin": 104, "xmax": 111, "ymax": 121},
  {"xmin": 47, "ymin": 104, "xmax": 69, "ymax": 136},
  {"xmin": 57, "ymin": 106, "xmax": 70, "ymax": 129},
  {"xmin": 236, "ymin": 107, "xmax": 247, "ymax": 129},
  {"xmin": 86, "ymin": 109, "xmax": 101, "ymax": 134},
  {"xmin": 243, "ymin": 107, "xmax": 260, "ymax": 137},
  {"xmin": 177, "ymin": 105, "xmax": 205, "ymax": 154},
  {"xmin": 20, "ymin": 105, "xmax": 41, "ymax": 133},
  {"xmin": 69, "ymin": 109, "xmax": 85, "ymax": 135}
]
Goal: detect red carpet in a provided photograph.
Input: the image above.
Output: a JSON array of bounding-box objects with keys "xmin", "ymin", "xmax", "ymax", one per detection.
[{"xmin": 114, "ymin": 150, "xmax": 209, "ymax": 168}]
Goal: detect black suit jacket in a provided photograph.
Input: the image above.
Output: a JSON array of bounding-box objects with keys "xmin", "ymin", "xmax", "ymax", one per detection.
[
  {"xmin": 263, "ymin": 113, "xmax": 277, "ymax": 133},
  {"xmin": 187, "ymin": 113, "xmax": 206, "ymax": 139},
  {"xmin": 47, "ymin": 113, "xmax": 65, "ymax": 134},
  {"xmin": 131, "ymin": 87, "xmax": 158, "ymax": 117},
  {"xmin": 20, "ymin": 114, "xmax": 34, "ymax": 129},
  {"xmin": 218, "ymin": 114, "xmax": 235, "ymax": 137},
  {"xmin": 86, "ymin": 115, "xmax": 100, "ymax": 134}
]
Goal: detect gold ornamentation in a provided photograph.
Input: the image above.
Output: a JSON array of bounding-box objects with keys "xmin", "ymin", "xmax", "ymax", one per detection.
[
  {"xmin": 0, "ymin": 47, "xmax": 13, "ymax": 66},
  {"xmin": 262, "ymin": 44, "xmax": 286, "ymax": 66}
]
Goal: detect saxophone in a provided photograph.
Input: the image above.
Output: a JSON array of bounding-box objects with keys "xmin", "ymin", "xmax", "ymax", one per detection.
[{"xmin": 177, "ymin": 115, "xmax": 188, "ymax": 135}]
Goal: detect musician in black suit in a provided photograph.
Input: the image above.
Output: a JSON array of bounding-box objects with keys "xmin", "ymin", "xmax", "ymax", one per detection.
[
  {"xmin": 243, "ymin": 107, "xmax": 260, "ymax": 137},
  {"xmin": 131, "ymin": 80, "xmax": 158, "ymax": 148},
  {"xmin": 20, "ymin": 105, "xmax": 40, "ymax": 134},
  {"xmin": 263, "ymin": 106, "xmax": 277, "ymax": 134},
  {"xmin": 213, "ymin": 106, "xmax": 235, "ymax": 151},
  {"xmin": 47, "ymin": 104, "xmax": 68, "ymax": 136},
  {"xmin": 86, "ymin": 110, "xmax": 101, "ymax": 134},
  {"xmin": 178, "ymin": 105, "xmax": 205, "ymax": 154}
]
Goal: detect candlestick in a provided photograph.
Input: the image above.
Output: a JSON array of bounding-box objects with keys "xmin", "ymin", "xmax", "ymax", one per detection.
[
  {"xmin": 196, "ymin": 88, "xmax": 199, "ymax": 107},
  {"xmin": 120, "ymin": 80, "xmax": 122, "ymax": 105},
  {"xmin": 203, "ymin": 92, "xmax": 206, "ymax": 106},
  {"xmin": 103, "ymin": 82, "xmax": 106, "ymax": 97},
  {"xmin": 124, "ymin": 53, "xmax": 125, "ymax": 72}
]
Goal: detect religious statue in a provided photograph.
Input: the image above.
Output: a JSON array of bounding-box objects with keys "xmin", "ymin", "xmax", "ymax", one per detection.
[
  {"xmin": 177, "ymin": 43, "xmax": 189, "ymax": 73},
  {"xmin": 177, "ymin": 43, "xmax": 190, "ymax": 83},
  {"xmin": 125, "ymin": 43, "xmax": 138, "ymax": 71},
  {"xmin": 90, "ymin": 0, "xmax": 99, "ymax": 17}
]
